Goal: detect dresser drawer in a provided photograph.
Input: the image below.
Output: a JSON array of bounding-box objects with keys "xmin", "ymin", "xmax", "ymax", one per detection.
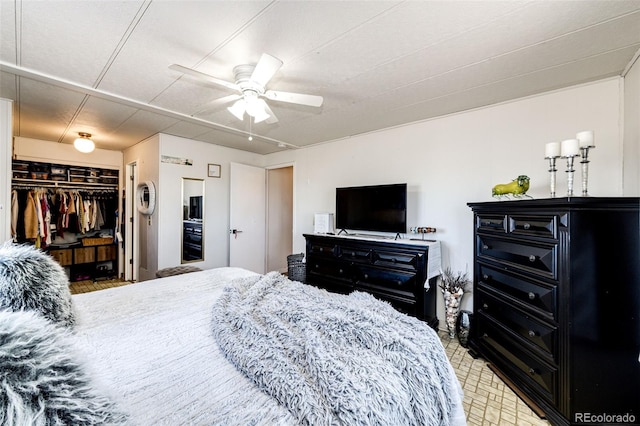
[
  {"xmin": 308, "ymin": 258, "xmax": 351, "ymax": 283},
  {"xmin": 477, "ymin": 317, "xmax": 557, "ymax": 405},
  {"xmin": 478, "ymin": 236, "xmax": 557, "ymax": 279},
  {"xmin": 478, "ymin": 264, "xmax": 557, "ymax": 319},
  {"xmin": 306, "ymin": 259, "xmax": 354, "ymax": 294},
  {"xmin": 372, "ymin": 249, "xmax": 420, "ymax": 271},
  {"xmin": 366, "ymin": 290, "xmax": 417, "ymax": 317},
  {"xmin": 508, "ymin": 214, "xmax": 557, "ymax": 239},
  {"xmin": 477, "ymin": 290, "xmax": 557, "ymax": 360},
  {"xmin": 308, "ymin": 241, "xmax": 338, "ymax": 258},
  {"xmin": 339, "ymin": 246, "xmax": 373, "ymax": 263},
  {"xmin": 354, "ymin": 266, "xmax": 417, "ymax": 299},
  {"xmin": 476, "ymin": 214, "xmax": 506, "ymax": 233}
]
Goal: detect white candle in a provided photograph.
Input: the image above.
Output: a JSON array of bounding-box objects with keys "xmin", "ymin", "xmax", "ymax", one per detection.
[
  {"xmin": 561, "ymin": 139, "xmax": 580, "ymax": 157},
  {"xmin": 576, "ymin": 130, "xmax": 595, "ymax": 148},
  {"xmin": 545, "ymin": 142, "xmax": 560, "ymax": 158}
]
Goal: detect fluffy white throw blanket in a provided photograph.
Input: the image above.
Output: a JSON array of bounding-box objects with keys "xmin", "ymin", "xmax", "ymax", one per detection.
[{"xmin": 212, "ymin": 272, "xmax": 457, "ymax": 426}]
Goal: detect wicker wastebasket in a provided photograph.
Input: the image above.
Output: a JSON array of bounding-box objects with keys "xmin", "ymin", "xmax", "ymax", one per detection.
[{"xmin": 287, "ymin": 253, "xmax": 306, "ymax": 283}]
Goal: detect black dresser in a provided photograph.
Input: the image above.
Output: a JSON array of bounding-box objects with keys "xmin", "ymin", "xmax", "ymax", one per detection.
[
  {"xmin": 468, "ymin": 198, "xmax": 639, "ymax": 426},
  {"xmin": 304, "ymin": 234, "xmax": 439, "ymax": 328}
]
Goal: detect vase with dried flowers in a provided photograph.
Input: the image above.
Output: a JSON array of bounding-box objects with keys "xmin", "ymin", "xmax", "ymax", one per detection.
[{"xmin": 439, "ymin": 267, "xmax": 470, "ymax": 338}]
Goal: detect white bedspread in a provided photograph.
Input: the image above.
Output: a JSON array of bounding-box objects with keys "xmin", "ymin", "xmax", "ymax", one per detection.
[{"xmin": 72, "ymin": 267, "xmax": 466, "ymax": 425}]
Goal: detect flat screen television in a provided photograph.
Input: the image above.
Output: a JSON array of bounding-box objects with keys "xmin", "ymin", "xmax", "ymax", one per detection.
[
  {"xmin": 189, "ymin": 196, "xmax": 203, "ymax": 220},
  {"xmin": 335, "ymin": 183, "xmax": 407, "ymax": 234}
]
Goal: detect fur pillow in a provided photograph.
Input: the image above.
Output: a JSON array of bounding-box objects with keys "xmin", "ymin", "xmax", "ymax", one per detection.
[
  {"xmin": 0, "ymin": 242, "xmax": 75, "ymax": 327},
  {"xmin": 0, "ymin": 310, "xmax": 128, "ymax": 425}
]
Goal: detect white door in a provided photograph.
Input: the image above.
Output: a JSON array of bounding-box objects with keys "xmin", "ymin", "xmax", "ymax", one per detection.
[{"xmin": 229, "ymin": 162, "xmax": 266, "ymax": 273}]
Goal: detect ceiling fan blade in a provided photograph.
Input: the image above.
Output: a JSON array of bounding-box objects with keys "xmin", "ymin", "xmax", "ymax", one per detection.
[
  {"xmin": 250, "ymin": 53, "xmax": 283, "ymax": 87},
  {"xmin": 169, "ymin": 64, "xmax": 239, "ymax": 91},
  {"xmin": 193, "ymin": 94, "xmax": 242, "ymax": 116},
  {"xmin": 264, "ymin": 90, "xmax": 323, "ymax": 107},
  {"xmin": 261, "ymin": 101, "xmax": 279, "ymax": 124}
]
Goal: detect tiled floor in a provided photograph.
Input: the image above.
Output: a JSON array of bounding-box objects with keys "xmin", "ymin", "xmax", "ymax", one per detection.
[
  {"xmin": 71, "ymin": 279, "xmax": 551, "ymax": 425},
  {"xmin": 440, "ymin": 333, "xmax": 551, "ymax": 426}
]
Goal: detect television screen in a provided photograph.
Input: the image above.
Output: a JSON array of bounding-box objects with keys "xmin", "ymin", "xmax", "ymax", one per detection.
[
  {"xmin": 335, "ymin": 183, "xmax": 407, "ymax": 233},
  {"xmin": 189, "ymin": 196, "xmax": 203, "ymax": 220}
]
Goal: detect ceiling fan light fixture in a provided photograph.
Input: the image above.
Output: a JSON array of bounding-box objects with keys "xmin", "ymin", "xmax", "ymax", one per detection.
[
  {"xmin": 227, "ymin": 99, "xmax": 246, "ymax": 120},
  {"xmin": 249, "ymin": 100, "xmax": 270, "ymax": 123},
  {"xmin": 74, "ymin": 132, "xmax": 95, "ymax": 153}
]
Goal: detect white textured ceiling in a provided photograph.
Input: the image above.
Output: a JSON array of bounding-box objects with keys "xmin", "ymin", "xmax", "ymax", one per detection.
[{"xmin": 1, "ymin": 0, "xmax": 639, "ymax": 155}]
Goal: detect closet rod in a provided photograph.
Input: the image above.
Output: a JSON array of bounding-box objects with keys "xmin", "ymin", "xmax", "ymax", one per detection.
[{"xmin": 12, "ymin": 179, "xmax": 118, "ymax": 191}]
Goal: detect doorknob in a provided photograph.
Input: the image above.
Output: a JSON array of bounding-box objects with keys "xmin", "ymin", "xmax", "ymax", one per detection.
[{"xmin": 230, "ymin": 229, "xmax": 243, "ymax": 239}]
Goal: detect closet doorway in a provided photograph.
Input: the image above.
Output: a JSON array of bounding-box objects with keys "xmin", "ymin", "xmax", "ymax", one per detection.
[{"xmin": 266, "ymin": 165, "xmax": 293, "ymax": 273}]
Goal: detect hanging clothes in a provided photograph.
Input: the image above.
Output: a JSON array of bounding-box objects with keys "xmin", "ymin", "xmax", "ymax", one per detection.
[
  {"xmin": 24, "ymin": 191, "xmax": 38, "ymax": 240},
  {"xmin": 10, "ymin": 187, "xmax": 118, "ymax": 245}
]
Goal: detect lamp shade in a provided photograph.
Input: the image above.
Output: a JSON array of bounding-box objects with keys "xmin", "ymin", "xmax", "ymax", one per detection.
[
  {"xmin": 227, "ymin": 100, "xmax": 246, "ymax": 121},
  {"xmin": 74, "ymin": 132, "xmax": 95, "ymax": 153}
]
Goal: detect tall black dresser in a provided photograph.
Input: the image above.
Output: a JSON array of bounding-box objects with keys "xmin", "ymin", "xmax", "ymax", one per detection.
[{"xmin": 467, "ymin": 198, "xmax": 639, "ymax": 426}]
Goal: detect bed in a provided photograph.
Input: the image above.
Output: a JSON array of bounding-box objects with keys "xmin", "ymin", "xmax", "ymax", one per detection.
[{"xmin": 1, "ymin": 242, "xmax": 465, "ymax": 425}]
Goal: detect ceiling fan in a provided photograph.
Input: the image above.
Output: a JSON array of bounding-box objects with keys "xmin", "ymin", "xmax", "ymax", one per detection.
[{"xmin": 170, "ymin": 53, "xmax": 323, "ymax": 124}]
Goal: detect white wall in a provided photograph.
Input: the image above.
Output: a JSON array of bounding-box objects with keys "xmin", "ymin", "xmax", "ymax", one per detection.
[
  {"xmin": 157, "ymin": 134, "xmax": 262, "ymax": 271},
  {"xmin": 14, "ymin": 137, "xmax": 123, "ymax": 169},
  {"xmin": 623, "ymin": 56, "xmax": 640, "ymax": 196},
  {"xmin": 265, "ymin": 77, "xmax": 627, "ymax": 322}
]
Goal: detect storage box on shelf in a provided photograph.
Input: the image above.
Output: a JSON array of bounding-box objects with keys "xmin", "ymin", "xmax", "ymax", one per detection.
[
  {"xmin": 304, "ymin": 233, "xmax": 439, "ymax": 329},
  {"xmin": 467, "ymin": 198, "xmax": 639, "ymax": 426},
  {"xmin": 48, "ymin": 238, "xmax": 117, "ymax": 282},
  {"xmin": 11, "ymin": 160, "xmax": 118, "ymax": 187}
]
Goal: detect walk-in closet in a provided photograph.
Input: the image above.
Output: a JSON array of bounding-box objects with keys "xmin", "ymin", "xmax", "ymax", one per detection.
[{"xmin": 11, "ymin": 160, "xmax": 120, "ymax": 281}]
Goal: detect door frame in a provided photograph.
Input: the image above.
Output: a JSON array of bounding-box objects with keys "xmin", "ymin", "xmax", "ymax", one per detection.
[
  {"xmin": 125, "ymin": 161, "xmax": 139, "ymax": 281},
  {"xmin": 265, "ymin": 162, "xmax": 295, "ymax": 273}
]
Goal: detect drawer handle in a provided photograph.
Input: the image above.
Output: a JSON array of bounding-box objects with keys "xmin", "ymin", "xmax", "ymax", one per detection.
[
  {"xmin": 482, "ymin": 303, "xmax": 489, "ymax": 310},
  {"xmin": 364, "ymin": 273, "xmax": 369, "ymax": 279},
  {"xmin": 396, "ymin": 280, "xmax": 402, "ymax": 285},
  {"xmin": 528, "ymin": 330, "xmax": 536, "ymax": 338},
  {"xmin": 528, "ymin": 368, "xmax": 537, "ymax": 376},
  {"xmin": 339, "ymin": 269, "xmax": 344, "ymax": 274},
  {"xmin": 528, "ymin": 255, "xmax": 536, "ymax": 262},
  {"xmin": 351, "ymin": 251, "xmax": 356, "ymax": 257},
  {"xmin": 482, "ymin": 244, "xmax": 489, "ymax": 250},
  {"xmin": 482, "ymin": 274, "xmax": 489, "ymax": 281},
  {"xmin": 528, "ymin": 292, "xmax": 536, "ymax": 300},
  {"xmin": 391, "ymin": 258, "xmax": 397, "ymax": 263},
  {"xmin": 319, "ymin": 247, "xmax": 323, "ymax": 252},
  {"xmin": 523, "ymin": 223, "xmax": 531, "ymax": 230}
]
